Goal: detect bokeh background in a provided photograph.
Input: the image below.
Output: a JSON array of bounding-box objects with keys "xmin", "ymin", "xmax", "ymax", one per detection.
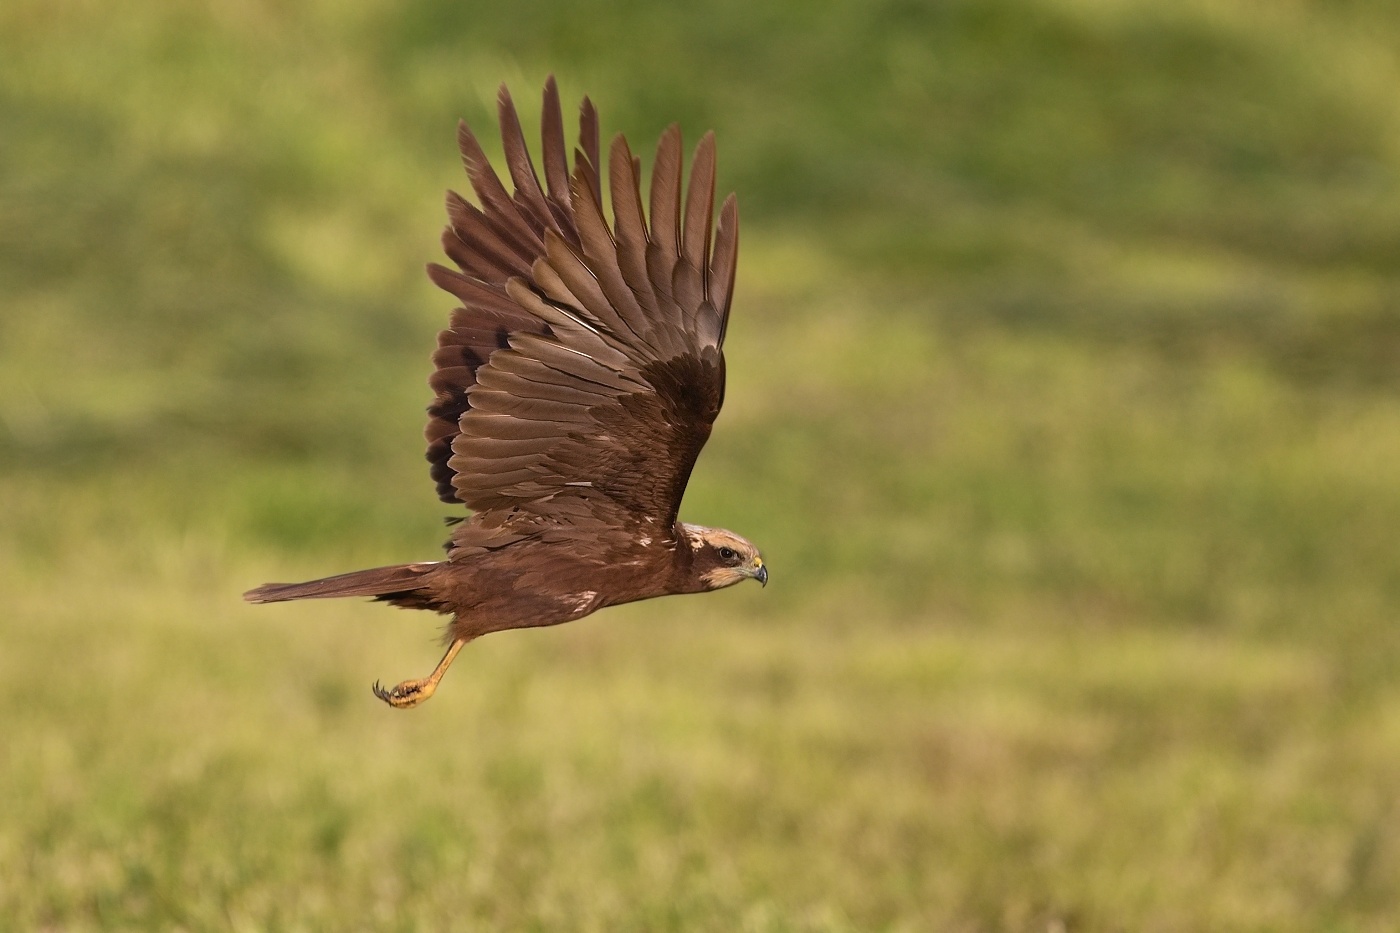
[{"xmin": 4, "ymin": 0, "xmax": 1400, "ymax": 929}]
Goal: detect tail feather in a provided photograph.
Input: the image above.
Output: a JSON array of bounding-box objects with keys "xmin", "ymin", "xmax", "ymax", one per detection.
[{"xmin": 244, "ymin": 562, "xmax": 439, "ymax": 604}]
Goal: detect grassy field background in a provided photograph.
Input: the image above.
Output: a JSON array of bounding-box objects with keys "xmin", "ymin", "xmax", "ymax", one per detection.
[{"xmin": 4, "ymin": 0, "xmax": 1400, "ymax": 929}]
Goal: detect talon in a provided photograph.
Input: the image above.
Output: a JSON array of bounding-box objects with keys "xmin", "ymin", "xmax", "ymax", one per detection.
[
  {"xmin": 369, "ymin": 638, "xmax": 469, "ymax": 710},
  {"xmin": 373, "ymin": 676, "xmax": 435, "ymax": 709}
]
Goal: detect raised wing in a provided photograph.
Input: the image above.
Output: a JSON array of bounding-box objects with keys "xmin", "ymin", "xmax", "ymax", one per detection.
[{"xmin": 425, "ymin": 78, "xmax": 739, "ymax": 532}]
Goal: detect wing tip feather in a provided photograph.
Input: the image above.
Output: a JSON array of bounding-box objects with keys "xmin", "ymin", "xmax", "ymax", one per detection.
[{"xmin": 426, "ymin": 77, "xmax": 739, "ymax": 519}]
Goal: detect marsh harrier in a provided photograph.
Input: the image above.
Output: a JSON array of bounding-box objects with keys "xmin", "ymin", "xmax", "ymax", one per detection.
[{"xmin": 245, "ymin": 78, "xmax": 766, "ymax": 707}]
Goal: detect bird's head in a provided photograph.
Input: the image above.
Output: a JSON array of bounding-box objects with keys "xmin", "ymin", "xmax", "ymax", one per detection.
[{"xmin": 681, "ymin": 524, "xmax": 767, "ymax": 591}]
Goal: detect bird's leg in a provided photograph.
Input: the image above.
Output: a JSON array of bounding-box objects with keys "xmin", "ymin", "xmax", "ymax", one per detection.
[{"xmin": 372, "ymin": 637, "xmax": 469, "ymax": 709}]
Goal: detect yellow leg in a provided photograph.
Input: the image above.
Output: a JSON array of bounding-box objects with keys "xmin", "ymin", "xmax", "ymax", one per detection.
[{"xmin": 372, "ymin": 637, "xmax": 468, "ymax": 709}]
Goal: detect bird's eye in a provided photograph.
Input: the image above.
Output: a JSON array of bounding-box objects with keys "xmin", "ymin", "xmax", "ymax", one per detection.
[{"xmin": 718, "ymin": 546, "xmax": 737, "ymax": 563}]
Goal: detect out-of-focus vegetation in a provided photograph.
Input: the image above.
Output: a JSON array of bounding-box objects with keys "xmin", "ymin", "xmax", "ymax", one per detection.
[{"xmin": 4, "ymin": 0, "xmax": 1400, "ymax": 928}]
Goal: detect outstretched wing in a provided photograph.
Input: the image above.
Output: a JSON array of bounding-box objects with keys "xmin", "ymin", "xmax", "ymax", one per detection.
[{"xmin": 425, "ymin": 77, "xmax": 739, "ymax": 534}]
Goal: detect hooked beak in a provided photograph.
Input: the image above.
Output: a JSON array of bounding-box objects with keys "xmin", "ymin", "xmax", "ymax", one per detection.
[{"xmin": 751, "ymin": 560, "xmax": 768, "ymax": 588}]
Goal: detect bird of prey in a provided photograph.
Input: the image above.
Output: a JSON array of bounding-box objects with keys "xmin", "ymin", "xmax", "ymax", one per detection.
[{"xmin": 245, "ymin": 77, "xmax": 766, "ymax": 708}]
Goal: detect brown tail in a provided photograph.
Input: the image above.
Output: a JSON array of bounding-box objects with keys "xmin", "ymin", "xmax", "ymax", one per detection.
[{"xmin": 243, "ymin": 562, "xmax": 439, "ymax": 604}]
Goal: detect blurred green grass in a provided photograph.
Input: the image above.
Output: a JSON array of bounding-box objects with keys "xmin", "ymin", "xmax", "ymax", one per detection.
[{"xmin": 4, "ymin": 0, "xmax": 1400, "ymax": 929}]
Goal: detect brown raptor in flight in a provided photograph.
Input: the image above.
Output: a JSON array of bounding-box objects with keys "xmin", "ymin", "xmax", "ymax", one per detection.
[{"xmin": 245, "ymin": 77, "xmax": 766, "ymax": 708}]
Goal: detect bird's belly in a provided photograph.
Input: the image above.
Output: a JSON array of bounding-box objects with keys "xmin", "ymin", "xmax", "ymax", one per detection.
[{"xmin": 556, "ymin": 589, "xmax": 602, "ymax": 619}]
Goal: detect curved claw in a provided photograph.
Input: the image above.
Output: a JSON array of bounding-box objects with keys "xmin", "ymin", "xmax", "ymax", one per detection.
[
  {"xmin": 368, "ymin": 637, "xmax": 469, "ymax": 710},
  {"xmin": 372, "ymin": 677, "xmax": 434, "ymax": 709}
]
